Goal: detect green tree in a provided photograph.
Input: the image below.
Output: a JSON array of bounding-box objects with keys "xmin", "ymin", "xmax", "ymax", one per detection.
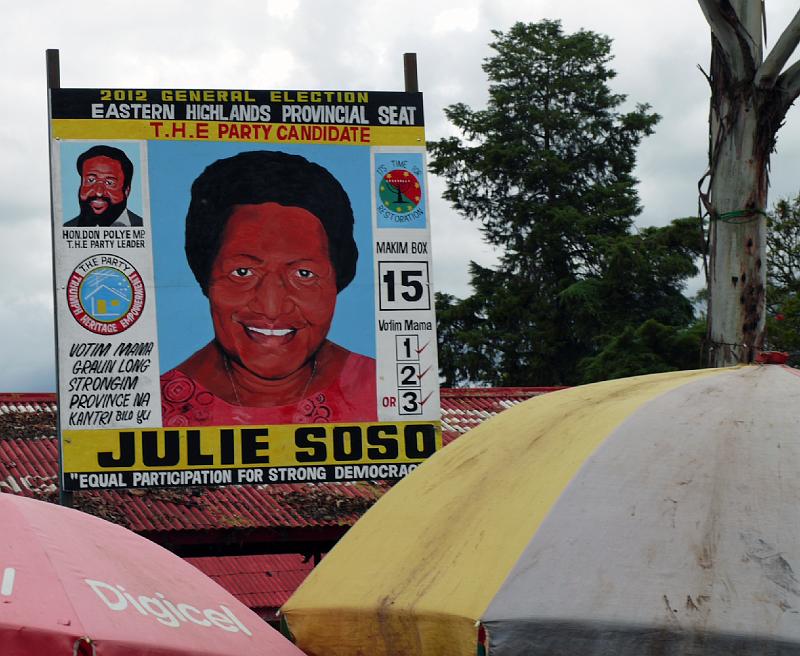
[
  {"xmin": 430, "ymin": 21, "xmax": 700, "ymax": 386},
  {"xmin": 571, "ymin": 217, "xmax": 706, "ymax": 381},
  {"xmin": 765, "ymin": 194, "xmax": 800, "ymax": 362},
  {"xmin": 578, "ymin": 318, "xmax": 706, "ymax": 383}
]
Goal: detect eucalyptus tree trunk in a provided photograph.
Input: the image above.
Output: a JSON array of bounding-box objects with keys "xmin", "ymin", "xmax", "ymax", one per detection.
[{"xmin": 698, "ymin": 1, "xmax": 800, "ymax": 366}]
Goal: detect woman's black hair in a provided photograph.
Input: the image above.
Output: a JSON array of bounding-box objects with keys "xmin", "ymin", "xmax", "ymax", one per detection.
[{"xmin": 185, "ymin": 150, "xmax": 358, "ymax": 295}]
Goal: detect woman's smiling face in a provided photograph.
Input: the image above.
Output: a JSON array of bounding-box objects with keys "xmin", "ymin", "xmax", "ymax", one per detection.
[{"xmin": 208, "ymin": 202, "xmax": 338, "ymax": 379}]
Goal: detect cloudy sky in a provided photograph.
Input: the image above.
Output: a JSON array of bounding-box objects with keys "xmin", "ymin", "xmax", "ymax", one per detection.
[{"xmin": 3, "ymin": 1, "xmax": 800, "ymax": 391}]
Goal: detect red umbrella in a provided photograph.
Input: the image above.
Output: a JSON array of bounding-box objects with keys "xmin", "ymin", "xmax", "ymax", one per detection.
[{"xmin": 0, "ymin": 492, "xmax": 305, "ymax": 656}]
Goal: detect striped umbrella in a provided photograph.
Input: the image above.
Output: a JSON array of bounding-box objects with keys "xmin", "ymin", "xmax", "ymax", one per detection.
[{"xmin": 282, "ymin": 365, "xmax": 800, "ymax": 655}]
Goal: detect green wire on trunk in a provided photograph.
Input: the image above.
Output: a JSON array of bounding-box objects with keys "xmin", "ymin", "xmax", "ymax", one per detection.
[{"xmin": 714, "ymin": 208, "xmax": 767, "ymax": 223}]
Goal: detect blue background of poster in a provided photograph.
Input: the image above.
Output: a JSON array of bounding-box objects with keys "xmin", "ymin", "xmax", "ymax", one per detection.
[
  {"xmin": 60, "ymin": 141, "xmax": 144, "ymax": 221},
  {"xmin": 148, "ymin": 142, "xmax": 376, "ymax": 372}
]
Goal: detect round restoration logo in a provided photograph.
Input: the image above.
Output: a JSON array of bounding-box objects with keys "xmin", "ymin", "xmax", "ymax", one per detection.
[
  {"xmin": 379, "ymin": 168, "xmax": 422, "ymax": 215},
  {"xmin": 67, "ymin": 255, "xmax": 145, "ymax": 334}
]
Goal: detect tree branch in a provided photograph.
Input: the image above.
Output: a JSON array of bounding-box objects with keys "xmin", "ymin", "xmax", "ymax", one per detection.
[
  {"xmin": 697, "ymin": 0, "xmax": 759, "ymax": 79},
  {"xmin": 778, "ymin": 58, "xmax": 800, "ymax": 103},
  {"xmin": 755, "ymin": 9, "xmax": 800, "ymax": 88},
  {"xmin": 732, "ymin": 0, "xmax": 763, "ymax": 62}
]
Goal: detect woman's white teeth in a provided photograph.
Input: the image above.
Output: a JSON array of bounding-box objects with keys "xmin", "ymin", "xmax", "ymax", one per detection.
[{"xmin": 248, "ymin": 326, "xmax": 293, "ymax": 336}]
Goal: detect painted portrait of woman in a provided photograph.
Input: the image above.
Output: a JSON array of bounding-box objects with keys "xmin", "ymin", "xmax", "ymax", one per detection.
[{"xmin": 160, "ymin": 150, "xmax": 376, "ymax": 426}]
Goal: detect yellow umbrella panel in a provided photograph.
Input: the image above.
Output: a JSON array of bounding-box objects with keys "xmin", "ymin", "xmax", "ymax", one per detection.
[{"xmin": 283, "ymin": 367, "xmax": 735, "ymax": 655}]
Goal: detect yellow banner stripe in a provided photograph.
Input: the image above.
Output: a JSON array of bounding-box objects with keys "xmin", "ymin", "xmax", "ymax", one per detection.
[
  {"xmin": 51, "ymin": 119, "xmax": 425, "ymax": 146},
  {"xmin": 62, "ymin": 421, "xmax": 441, "ymax": 472}
]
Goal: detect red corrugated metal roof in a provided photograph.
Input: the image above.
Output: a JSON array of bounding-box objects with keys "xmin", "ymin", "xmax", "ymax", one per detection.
[
  {"xmin": 0, "ymin": 388, "xmax": 560, "ymax": 532},
  {"xmin": 187, "ymin": 554, "xmax": 314, "ymax": 616},
  {"xmin": 0, "ymin": 393, "xmax": 58, "ymax": 414},
  {"xmin": 439, "ymin": 387, "xmax": 561, "ymax": 444},
  {"xmin": 0, "ymin": 388, "xmax": 559, "ymax": 612}
]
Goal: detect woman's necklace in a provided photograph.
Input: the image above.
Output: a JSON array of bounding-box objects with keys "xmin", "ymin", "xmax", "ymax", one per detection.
[
  {"xmin": 222, "ymin": 354, "xmax": 242, "ymax": 406},
  {"xmin": 223, "ymin": 355, "xmax": 317, "ymax": 407}
]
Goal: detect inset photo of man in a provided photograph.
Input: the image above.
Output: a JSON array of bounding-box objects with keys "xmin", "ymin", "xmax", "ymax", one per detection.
[{"xmin": 63, "ymin": 144, "xmax": 143, "ymax": 227}]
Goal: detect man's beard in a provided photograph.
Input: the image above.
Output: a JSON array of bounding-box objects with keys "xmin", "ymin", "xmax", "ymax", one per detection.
[{"xmin": 78, "ymin": 196, "xmax": 127, "ymax": 227}]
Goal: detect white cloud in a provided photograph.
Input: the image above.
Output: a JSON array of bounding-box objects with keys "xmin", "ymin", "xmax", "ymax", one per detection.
[
  {"xmin": 265, "ymin": 0, "xmax": 299, "ymax": 20},
  {"xmin": 432, "ymin": 7, "xmax": 480, "ymax": 35},
  {"xmin": 3, "ymin": 1, "xmax": 800, "ymax": 389}
]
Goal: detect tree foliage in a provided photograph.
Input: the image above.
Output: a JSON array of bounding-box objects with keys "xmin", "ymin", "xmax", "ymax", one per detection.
[
  {"xmin": 765, "ymin": 194, "xmax": 800, "ymax": 362},
  {"xmin": 578, "ymin": 318, "xmax": 706, "ymax": 383},
  {"xmin": 430, "ymin": 21, "xmax": 703, "ymax": 386}
]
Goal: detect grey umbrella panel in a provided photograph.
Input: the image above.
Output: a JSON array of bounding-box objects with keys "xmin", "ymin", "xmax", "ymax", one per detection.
[{"xmin": 483, "ymin": 366, "xmax": 800, "ymax": 655}]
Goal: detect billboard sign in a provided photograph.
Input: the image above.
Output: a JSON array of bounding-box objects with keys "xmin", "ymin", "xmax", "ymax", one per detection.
[{"xmin": 49, "ymin": 87, "xmax": 440, "ymax": 491}]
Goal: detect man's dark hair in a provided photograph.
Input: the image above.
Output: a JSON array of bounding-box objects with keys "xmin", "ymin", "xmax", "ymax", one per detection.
[
  {"xmin": 76, "ymin": 145, "xmax": 134, "ymax": 189},
  {"xmin": 185, "ymin": 150, "xmax": 359, "ymax": 295}
]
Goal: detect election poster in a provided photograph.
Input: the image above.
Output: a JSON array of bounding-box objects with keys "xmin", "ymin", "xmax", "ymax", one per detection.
[{"xmin": 48, "ymin": 88, "xmax": 441, "ymax": 491}]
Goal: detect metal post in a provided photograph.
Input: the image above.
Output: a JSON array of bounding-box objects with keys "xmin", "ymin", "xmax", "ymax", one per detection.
[
  {"xmin": 46, "ymin": 49, "xmax": 60, "ymax": 90},
  {"xmin": 46, "ymin": 49, "xmax": 72, "ymax": 508},
  {"xmin": 403, "ymin": 53, "xmax": 419, "ymax": 93}
]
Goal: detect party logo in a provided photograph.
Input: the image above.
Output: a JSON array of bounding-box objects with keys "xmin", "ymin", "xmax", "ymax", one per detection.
[
  {"xmin": 375, "ymin": 153, "xmax": 427, "ymax": 229},
  {"xmin": 67, "ymin": 255, "xmax": 145, "ymax": 334}
]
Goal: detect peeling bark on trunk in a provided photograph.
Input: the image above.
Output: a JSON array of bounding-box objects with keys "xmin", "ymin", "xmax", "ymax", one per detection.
[{"xmin": 706, "ymin": 46, "xmax": 770, "ymax": 366}]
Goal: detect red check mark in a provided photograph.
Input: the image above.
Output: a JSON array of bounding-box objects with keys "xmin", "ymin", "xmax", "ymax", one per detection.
[
  {"xmin": 420, "ymin": 391, "xmax": 434, "ymax": 407},
  {"xmin": 416, "ymin": 341, "xmax": 431, "ymax": 354},
  {"xmin": 417, "ymin": 365, "xmax": 432, "ymax": 381}
]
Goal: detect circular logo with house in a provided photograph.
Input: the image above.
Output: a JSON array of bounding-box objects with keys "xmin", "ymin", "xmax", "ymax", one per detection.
[{"xmin": 67, "ymin": 255, "xmax": 145, "ymax": 334}]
